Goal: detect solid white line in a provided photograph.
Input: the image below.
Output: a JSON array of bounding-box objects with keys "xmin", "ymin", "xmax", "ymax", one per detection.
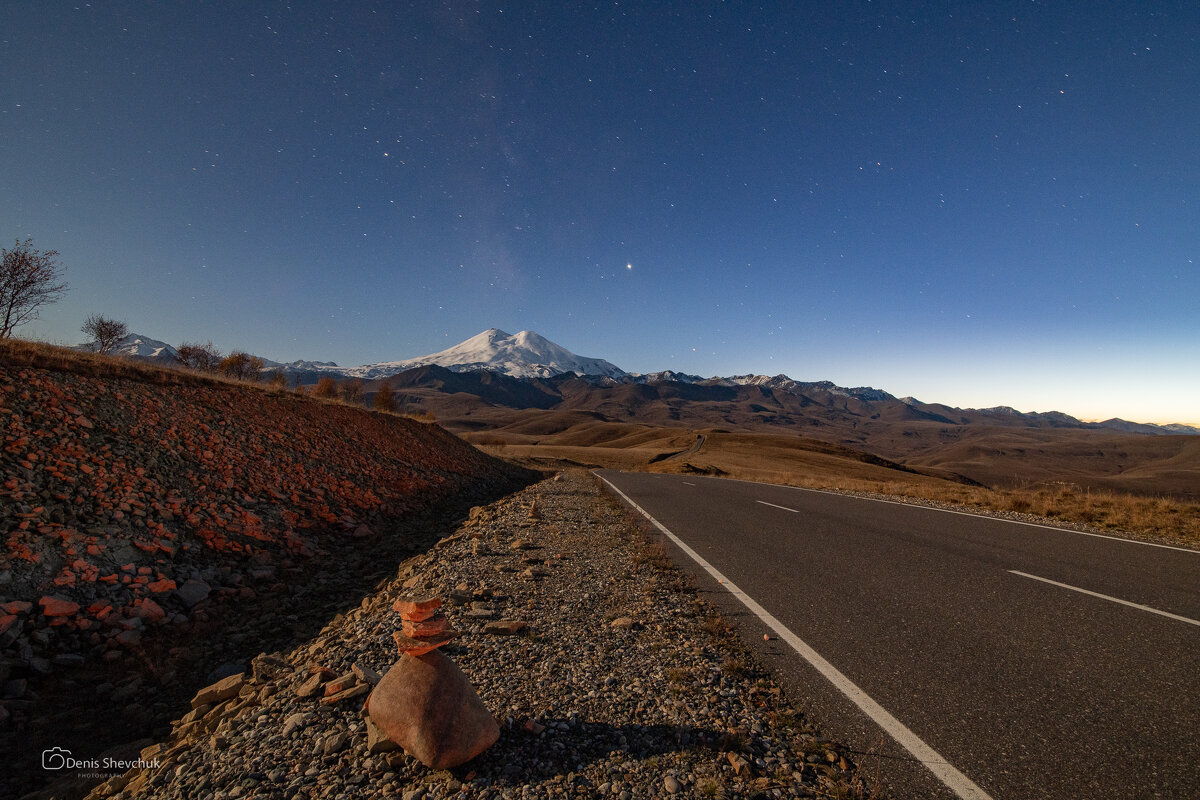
[
  {"xmin": 757, "ymin": 500, "xmax": 799, "ymax": 513},
  {"xmin": 682, "ymin": 481, "xmax": 696, "ymax": 486},
  {"xmin": 596, "ymin": 473, "xmax": 994, "ymax": 800},
  {"xmin": 682, "ymin": 474, "xmax": 1200, "ymax": 555},
  {"xmin": 1008, "ymin": 570, "xmax": 1200, "ymax": 627}
]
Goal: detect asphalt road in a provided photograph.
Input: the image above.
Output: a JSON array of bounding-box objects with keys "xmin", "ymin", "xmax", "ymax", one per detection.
[{"xmin": 596, "ymin": 470, "xmax": 1200, "ymax": 800}]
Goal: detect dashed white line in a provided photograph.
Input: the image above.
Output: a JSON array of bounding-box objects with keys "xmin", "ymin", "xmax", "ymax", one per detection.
[
  {"xmin": 681, "ymin": 481, "xmax": 696, "ymax": 486},
  {"xmin": 686, "ymin": 474, "xmax": 1200, "ymax": 555},
  {"xmin": 1008, "ymin": 570, "xmax": 1200, "ymax": 627},
  {"xmin": 757, "ymin": 500, "xmax": 798, "ymax": 513},
  {"xmin": 597, "ymin": 472, "xmax": 994, "ymax": 800}
]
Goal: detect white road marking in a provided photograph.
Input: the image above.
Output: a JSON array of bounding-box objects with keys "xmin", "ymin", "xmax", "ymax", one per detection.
[
  {"xmin": 686, "ymin": 475, "xmax": 1200, "ymax": 555},
  {"xmin": 596, "ymin": 473, "xmax": 995, "ymax": 800},
  {"xmin": 682, "ymin": 481, "xmax": 696, "ymax": 486},
  {"xmin": 1008, "ymin": 570, "xmax": 1200, "ymax": 627},
  {"xmin": 757, "ymin": 500, "xmax": 798, "ymax": 513}
]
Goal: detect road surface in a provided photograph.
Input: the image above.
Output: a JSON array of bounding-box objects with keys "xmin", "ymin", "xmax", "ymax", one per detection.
[{"xmin": 596, "ymin": 470, "xmax": 1200, "ymax": 800}]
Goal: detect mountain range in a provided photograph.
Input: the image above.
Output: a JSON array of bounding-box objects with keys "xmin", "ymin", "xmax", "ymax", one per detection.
[{"xmin": 78, "ymin": 329, "xmax": 1197, "ymax": 436}]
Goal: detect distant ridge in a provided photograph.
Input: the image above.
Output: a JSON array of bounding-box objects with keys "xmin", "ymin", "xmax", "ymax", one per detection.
[{"xmin": 76, "ymin": 327, "xmax": 1198, "ymax": 435}]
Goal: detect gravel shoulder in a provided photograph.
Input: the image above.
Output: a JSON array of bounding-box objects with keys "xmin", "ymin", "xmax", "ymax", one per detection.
[{"xmin": 73, "ymin": 471, "xmax": 874, "ymax": 800}]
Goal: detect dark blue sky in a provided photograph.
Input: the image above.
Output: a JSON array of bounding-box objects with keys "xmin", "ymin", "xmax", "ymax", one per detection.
[{"xmin": 4, "ymin": 2, "xmax": 1197, "ymax": 422}]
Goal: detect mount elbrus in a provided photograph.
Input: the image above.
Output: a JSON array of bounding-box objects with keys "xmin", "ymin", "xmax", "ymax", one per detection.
[{"xmin": 80, "ymin": 328, "xmax": 1197, "ymax": 438}]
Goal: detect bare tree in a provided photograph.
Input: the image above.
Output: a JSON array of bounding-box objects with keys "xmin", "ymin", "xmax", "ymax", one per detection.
[
  {"xmin": 81, "ymin": 314, "xmax": 128, "ymax": 354},
  {"xmin": 339, "ymin": 377, "xmax": 364, "ymax": 404},
  {"xmin": 313, "ymin": 376, "xmax": 338, "ymax": 398},
  {"xmin": 372, "ymin": 379, "xmax": 397, "ymax": 412},
  {"xmin": 176, "ymin": 341, "xmax": 222, "ymax": 372},
  {"xmin": 0, "ymin": 238, "xmax": 69, "ymax": 338},
  {"xmin": 218, "ymin": 350, "xmax": 265, "ymax": 381}
]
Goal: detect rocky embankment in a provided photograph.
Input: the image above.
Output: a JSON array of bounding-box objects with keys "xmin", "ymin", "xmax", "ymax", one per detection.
[
  {"xmin": 75, "ymin": 473, "xmax": 871, "ymax": 800},
  {"xmin": 0, "ymin": 359, "xmax": 535, "ymax": 799}
]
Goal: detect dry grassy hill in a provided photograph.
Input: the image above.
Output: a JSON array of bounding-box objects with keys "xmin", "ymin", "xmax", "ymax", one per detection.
[{"xmin": 386, "ymin": 375, "xmax": 1198, "ymax": 501}]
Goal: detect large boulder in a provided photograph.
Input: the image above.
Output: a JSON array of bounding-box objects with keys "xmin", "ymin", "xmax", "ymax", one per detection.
[{"xmin": 366, "ymin": 651, "xmax": 499, "ymax": 769}]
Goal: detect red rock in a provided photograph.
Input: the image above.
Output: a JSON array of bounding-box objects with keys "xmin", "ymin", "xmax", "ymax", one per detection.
[
  {"xmin": 147, "ymin": 578, "xmax": 177, "ymax": 594},
  {"xmin": 38, "ymin": 596, "xmax": 80, "ymax": 617},
  {"xmin": 392, "ymin": 630, "xmax": 457, "ymax": 656},
  {"xmin": 320, "ymin": 683, "xmax": 371, "ymax": 705},
  {"xmin": 402, "ymin": 613, "xmax": 450, "ymax": 638},
  {"xmin": 133, "ymin": 599, "xmax": 166, "ymax": 624},
  {"xmin": 367, "ymin": 651, "xmax": 499, "ymax": 769},
  {"xmin": 393, "ymin": 595, "xmax": 442, "ymax": 621},
  {"xmin": 296, "ymin": 672, "xmax": 326, "ymax": 699},
  {"xmin": 2, "ymin": 601, "xmax": 33, "ymax": 615},
  {"xmin": 323, "ymin": 673, "xmax": 359, "ymax": 696},
  {"xmin": 0, "ymin": 615, "xmax": 19, "ymax": 636}
]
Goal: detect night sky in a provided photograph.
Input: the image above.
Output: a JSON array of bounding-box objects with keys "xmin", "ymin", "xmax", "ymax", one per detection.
[{"xmin": 3, "ymin": 2, "xmax": 1197, "ymax": 423}]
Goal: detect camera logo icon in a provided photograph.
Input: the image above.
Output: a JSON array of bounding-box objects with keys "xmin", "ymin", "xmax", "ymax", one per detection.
[{"xmin": 42, "ymin": 747, "xmax": 71, "ymax": 770}]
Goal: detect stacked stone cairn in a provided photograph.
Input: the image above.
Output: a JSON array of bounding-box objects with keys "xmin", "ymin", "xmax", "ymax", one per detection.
[{"xmin": 366, "ymin": 595, "xmax": 500, "ymax": 769}]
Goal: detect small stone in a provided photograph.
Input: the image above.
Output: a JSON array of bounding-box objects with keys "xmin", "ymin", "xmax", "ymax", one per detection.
[
  {"xmin": 664, "ymin": 775, "xmax": 681, "ymax": 794},
  {"xmin": 610, "ymin": 617, "xmax": 635, "ymax": 630},
  {"xmin": 322, "ymin": 731, "xmax": 348, "ymax": 755},
  {"xmin": 115, "ymin": 628, "xmax": 142, "ymax": 648},
  {"xmin": 38, "ymin": 595, "xmax": 80, "ymax": 617},
  {"xmin": 191, "ymin": 672, "xmax": 246, "ymax": 709},
  {"xmin": 365, "ymin": 715, "xmax": 400, "ymax": 754},
  {"xmin": 282, "ymin": 712, "xmax": 312, "ymax": 736},
  {"xmin": 323, "ymin": 672, "xmax": 360, "ymax": 696},
  {"xmin": 320, "ymin": 682, "xmax": 371, "ymax": 705},
  {"xmin": 174, "ymin": 579, "xmax": 211, "ymax": 609},
  {"xmin": 465, "ymin": 604, "xmax": 496, "ymax": 619},
  {"xmin": 352, "ymin": 662, "xmax": 383, "ymax": 686},
  {"xmin": 296, "ymin": 672, "xmax": 326, "ymax": 698},
  {"xmin": 482, "ymin": 620, "xmax": 527, "ymax": 636}
]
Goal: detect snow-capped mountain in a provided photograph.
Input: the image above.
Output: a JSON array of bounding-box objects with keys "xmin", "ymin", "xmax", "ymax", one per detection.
[
  {"xmin": 336, "ymin": 329, "xmax": 627, "ymax": 380},
  {"xmin": 715, "ymin": 374, "xmax": 898, "ymax": 403},
  {"xmin": 70, "ymin": 326, "xmax": 1198, "ymax": 434},
  {"xmin": 77, "ymin": 333, "xmax": 179, "ymax": 363}
]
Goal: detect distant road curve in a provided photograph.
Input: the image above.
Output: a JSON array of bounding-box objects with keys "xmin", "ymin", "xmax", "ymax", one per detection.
[
  {"xmin": 649, "ymin": 433, "xmax": 706, "ymax": 464},
  {"xmin": 596, "ymin": 470, "xmax": 1200, "ymax": 800}
]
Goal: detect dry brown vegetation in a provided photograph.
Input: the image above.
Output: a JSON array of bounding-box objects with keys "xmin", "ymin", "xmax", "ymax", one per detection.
[
  {"xmin": 469, "ymin": 425, "xmax": 1200, "ymax": 549},
  {"xmin": 2, "ymin": 338, "xmax": 392, "ymax": 416}
]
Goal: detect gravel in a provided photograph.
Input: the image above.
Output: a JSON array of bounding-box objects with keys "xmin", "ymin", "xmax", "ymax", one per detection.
[{"xmin": 83, "ymin": 472, "xmax": 871, "ymax": 800}]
